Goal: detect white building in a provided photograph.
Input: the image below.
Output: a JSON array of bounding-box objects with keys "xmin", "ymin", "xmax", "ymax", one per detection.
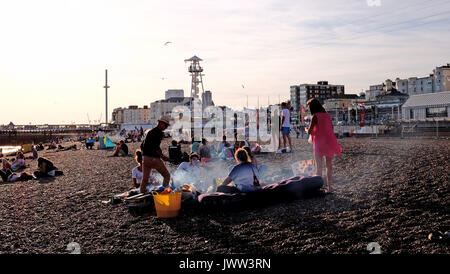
[
  {"xmin": 366, "ymin": 84, "xmax": 385, "ymax": 100},
  {"xmin": 150, "ymin": 97, "xmax": 192, "ymax": 126},
  {"xmin": 402, "ymin": 91, "xmax": 450, "ymax": 120},
  {"xmin": 112, "ymin": 106, "xmax": 150, "ymax": 125},
  {"xmin": 112, "ymin": 107, "xmax": 124, "ymax": 124},
  {"xmin": 433, "ymin": 64, "xmax": 450, "ymax": 92},
  {"xmin": 165, "ymin": 89, "xmax": 184, "ymax": 100},
  {"xmin": 395, "ymin": 63, "xmax": 450, "ymax": 96}
]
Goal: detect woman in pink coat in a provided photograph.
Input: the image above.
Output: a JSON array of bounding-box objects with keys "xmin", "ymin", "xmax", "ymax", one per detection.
[{"xmin": 306, "ymin": 98, "xmax": 342, "ymax": 193}]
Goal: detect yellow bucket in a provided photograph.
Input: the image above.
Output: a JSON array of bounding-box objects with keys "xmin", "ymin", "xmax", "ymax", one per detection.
[
  {"xmin": 153, "ymin": 192, "xmax": 182, "ymax": 218},
  {"xmin": 22, "ymin": 144, "xmax": 32, "ymax": 153}
]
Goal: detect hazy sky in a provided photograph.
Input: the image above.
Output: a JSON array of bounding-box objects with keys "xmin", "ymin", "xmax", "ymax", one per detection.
[{"xmin": 1, "ymin": 0, "xmax": 450, "ymax": 124}]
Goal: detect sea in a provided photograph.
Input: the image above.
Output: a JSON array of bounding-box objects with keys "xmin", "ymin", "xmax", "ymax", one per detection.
[{"xmin": 0, "ymin": 146, "xmax": 22, "ymax": 155}]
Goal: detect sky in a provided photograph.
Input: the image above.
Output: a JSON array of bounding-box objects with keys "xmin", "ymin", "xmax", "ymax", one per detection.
[{"xmin": 1, "ymin": 0, "xmax": 450, "ymax": 125}]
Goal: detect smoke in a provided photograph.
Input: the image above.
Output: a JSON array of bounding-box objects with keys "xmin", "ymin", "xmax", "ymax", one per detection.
[{"xmin": 168, "ymin": 160, "xmax": 233, "ymax": 193}]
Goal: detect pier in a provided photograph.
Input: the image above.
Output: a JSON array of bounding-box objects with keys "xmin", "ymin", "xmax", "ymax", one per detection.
[{"xmin": 0, "ymin": 124, "xmax": 117, "ymax": 146}]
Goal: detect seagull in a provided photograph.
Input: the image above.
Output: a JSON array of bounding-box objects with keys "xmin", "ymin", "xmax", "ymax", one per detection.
[
  {"xmin": 242, "ymin": 84, "xmax": 245, "ymax": 88},
  {"xmin": 161, "ymin": 77, "xmax": 167, "ymax": 80},
  {"xmin": 164, "ymin": 41, "xmax": 172, "ymax": 46}
]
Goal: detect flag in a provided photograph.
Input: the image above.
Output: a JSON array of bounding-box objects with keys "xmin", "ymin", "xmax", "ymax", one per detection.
[{"xmin": 360, "ymin": 108, "xmax": 365, "ymax": 127}]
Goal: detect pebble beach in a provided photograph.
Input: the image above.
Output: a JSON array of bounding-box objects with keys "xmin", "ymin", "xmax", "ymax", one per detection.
[{"xmin": 0, "ymin": 137, "xmax": 449, "ymax": 254}]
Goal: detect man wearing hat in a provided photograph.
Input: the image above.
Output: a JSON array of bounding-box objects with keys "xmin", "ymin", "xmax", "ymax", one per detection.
[{"xmin": 140, "ymin": 116, "xmax": 171, "ymax": 193}]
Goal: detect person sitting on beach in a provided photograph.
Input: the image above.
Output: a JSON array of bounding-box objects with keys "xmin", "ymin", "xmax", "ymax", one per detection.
[
  {"xmin": 47, "ymin": 140, "xmax": 57, "ymax": 150},
  {"xmin": 168, "ymin": 140, "xmax": 182, "ymax": 165},
  {"xmin": 2, "ymin": 152, "xmax": 26, "ymax": 172},
  {"xmin": 306, "ymin": 98, "xmax": 342, "ymax": 193},
  {"xmin": 113, "ymin": 140, "xmax": 128, "ymax": 157},
  {"xmin": 34, "ymin": 157, "xmax": 63, "ymax": 178},
  {"xmin": 217, "ymin": 135, "xmax": 230, "ymax": 154},
  {"xmin": 36, "ymin": 143, "xmax": 45, "ymax": 151},
  {"xmin": 86, "ymin": 137, "xmax": 95, "ymax": 149},
  {"xmin": 180, "ymin": 152, "xmax": 190, "ymax": 163},
  {"xmin": 251, "ymin": 143, "xmax": 261, "ymax": 154},
  {"xmin": 199, "ymin": 138, "xmax": 211, "ymax": 163},
  {"xmin": 191, "ymin": 137, "xmax": 200, "ymax": 154},
  {"xmin": 175, "ymin": 153, "xmax": 201, "ymax": 184},
  {"xmin": 239, "ymin": 140, "xmax": 249, "ymax": 149},
  {"xmin": 132, "ymin": 149, "xmax": 158, "ymax": 189},
  {"xmin": 218, "ymin": 148, "xmax": 261, "ymax": 193}
]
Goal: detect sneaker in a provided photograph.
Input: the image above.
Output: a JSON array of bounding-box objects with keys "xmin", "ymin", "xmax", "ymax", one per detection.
[
  {"xmin": 276, "ymin": 149, "xmax": 283, "ymax": 154},
  {"xmin": 286, "ymin": 147, "xmax": 291, "ymax": 153}
]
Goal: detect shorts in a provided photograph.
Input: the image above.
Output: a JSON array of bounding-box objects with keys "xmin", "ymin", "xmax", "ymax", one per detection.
[{"xmin": 281, "ymin": 127, "xmax": 291, "ymax": 135}]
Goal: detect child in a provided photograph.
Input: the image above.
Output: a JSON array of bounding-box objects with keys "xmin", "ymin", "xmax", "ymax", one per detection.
[
  {"xmin": 132, "ymin": 149, "xmax": 158, "ymax": 189},
  {"xmin": 305, "ymin": 98, "xmax": 342, "ymax": 193}
]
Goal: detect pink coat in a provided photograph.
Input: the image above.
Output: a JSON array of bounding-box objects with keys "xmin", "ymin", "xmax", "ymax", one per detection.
[{"xmin": 311, "ymin": 112, "xmax": 342, "ymax": 158}]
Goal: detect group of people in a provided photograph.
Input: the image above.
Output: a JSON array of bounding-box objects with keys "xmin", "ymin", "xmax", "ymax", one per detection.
[
  {"xmin": 119, "ymin": 127, "xmax": 145, "ymax": 143},
  {"xmin": 125, "ymin": 116, "xmax": 269, "ymax": 195},
  {"xmin": 133, "ymin": 98, "xmax": 341, "ymax": 194},
  {"xmin": 1, "ymin": 147, "xmax": 61, "ymax": 183}
]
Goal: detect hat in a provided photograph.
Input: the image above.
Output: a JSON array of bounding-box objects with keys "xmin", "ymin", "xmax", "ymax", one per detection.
[{"xmin": 157, "ymin": 116, "xmax": 170, "ymax": 126}]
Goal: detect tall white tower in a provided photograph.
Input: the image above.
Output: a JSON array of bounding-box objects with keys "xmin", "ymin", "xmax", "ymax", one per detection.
[
  {"xmin": 104, "ymin": 69, "xmax": 110, "ymax": 125},
  {"xmin": 184, "ymin": 56, "xmax": 205, "ymax": 100}
]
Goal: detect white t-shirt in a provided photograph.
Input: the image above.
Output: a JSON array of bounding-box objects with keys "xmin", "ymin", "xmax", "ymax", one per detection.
[
  {"xmin": 132, "ymin": 166, "xmax": 155, "ymax": 185},
  {"xmin": 282, "ymin": 108, "xmax": 290, "ymax": 128}
]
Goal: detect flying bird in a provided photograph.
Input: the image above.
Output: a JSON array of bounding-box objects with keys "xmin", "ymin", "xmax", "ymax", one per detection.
[
  {"xmin": 242, "ymin": 85, "xmax": 245, "ymax": 88},
  {"xmin": 164, "ymin": 41, "xmax": 172, "ymax": 46},
  {"xmin": 161, "ymin": 77, "xmax": 167, "ymax": 80}
]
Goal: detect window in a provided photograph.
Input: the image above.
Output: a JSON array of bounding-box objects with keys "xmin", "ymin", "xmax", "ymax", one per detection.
[
  {"xmin": 426, "ymin": 107, "xmax": 447, "ymax": 118},
  {"xmin": 410, "ymin": 109, "xmax": 414, "ymax": 119}
]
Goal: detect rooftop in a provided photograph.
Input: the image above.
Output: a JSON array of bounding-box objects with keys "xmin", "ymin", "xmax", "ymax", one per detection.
[{"xmin": 402, "ymin": 91, "xmax": 450, "ymax": 108}]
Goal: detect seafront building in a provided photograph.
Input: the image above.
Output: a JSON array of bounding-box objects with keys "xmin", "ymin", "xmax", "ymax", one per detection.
[
  {"xmin": 402, "ymin": 91, "xmax": 450, "ymax": 120},
  {"xmin": 368, "ymin": 64, "xmax": 450, "ymax": 98},
  {"xmin": 150, "ymin": 92, "xmax": 192, "ymax": 126},
  {"xmin": 111, "ymin": 105, "xmax": 152, "ymax": 131},
  {"xmin": 290, "ymin": 81, "xmax": 345, "ymax": 124},
  {"xmin": 112, "ymin": 105, "xmax": 150, "ymax": 125}
]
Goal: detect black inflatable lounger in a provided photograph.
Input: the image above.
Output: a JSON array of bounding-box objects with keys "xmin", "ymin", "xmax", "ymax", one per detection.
[{"xmin": 198, "ymin": 176, "xmax": 324, "ymax": 208}]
